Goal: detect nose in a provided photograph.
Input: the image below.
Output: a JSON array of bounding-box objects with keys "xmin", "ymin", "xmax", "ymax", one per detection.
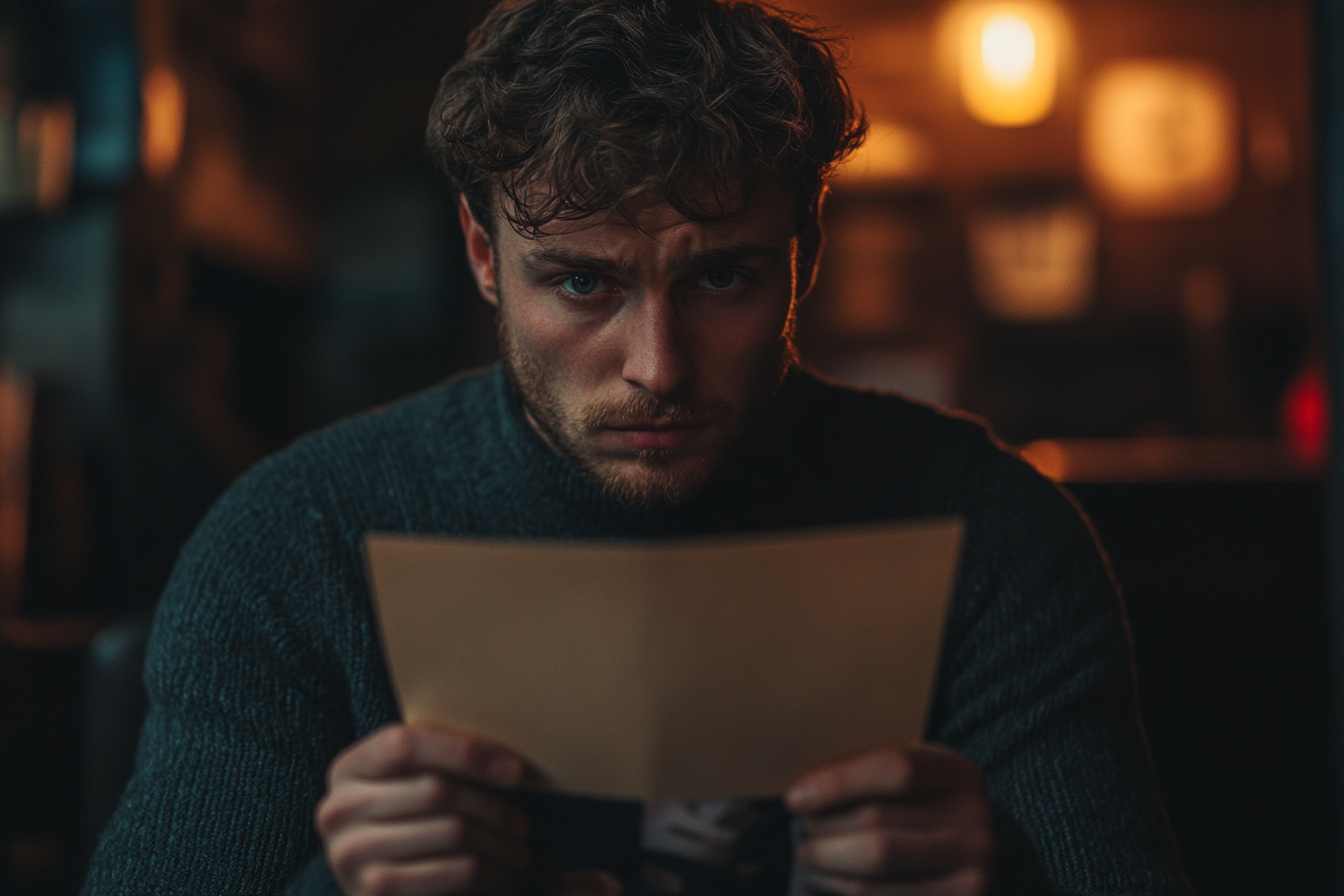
[{"xmin": 620, "ymin": 294, "xmax": 692, "ymax": 398}]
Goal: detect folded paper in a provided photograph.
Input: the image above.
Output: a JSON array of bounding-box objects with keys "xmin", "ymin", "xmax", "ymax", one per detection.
[{"xmin": 366, "ymin": 518, "xmax": 963, "ymax": 800}]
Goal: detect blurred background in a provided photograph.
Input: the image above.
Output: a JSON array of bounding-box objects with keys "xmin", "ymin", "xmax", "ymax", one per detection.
[{"xmin": 0, "ymin": 0, "xmax": 1335, "ymax": 893}]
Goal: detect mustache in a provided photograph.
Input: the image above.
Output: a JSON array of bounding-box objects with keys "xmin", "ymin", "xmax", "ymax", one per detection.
[{"xmin": 578, "ymin": 393, "xmax": 732, "ymax": 429}]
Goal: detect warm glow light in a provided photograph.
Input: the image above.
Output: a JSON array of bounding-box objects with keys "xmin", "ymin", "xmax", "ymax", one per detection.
[
  {"xmin": 1082, "ymin": 60, "xmax": 1239, "ymax": 218},
  {"xmin": 141, "ymin": 64, "xmax": 186, "ymax": 180},
  {"xmin": 835, "ymin": 119, "xmax": 935, "ymax": 184},
  {"xmin": 1020, "ymin": 438, "xmax": 1300, "ymax": 482},
  {"xmin": 981, "ymin": 15, "xmax": 1035, "ymax": 87},
  {"xmin": 956, "ymin": 2, "xmax": 1060, "ymax": 127},
  {"xmin": 968, "ymin": 198, "xmax": 1097, "ymax": 322},
  {"xmin": 1020, "ymin": 440, "xmax": 1067, "ymax": 481}
]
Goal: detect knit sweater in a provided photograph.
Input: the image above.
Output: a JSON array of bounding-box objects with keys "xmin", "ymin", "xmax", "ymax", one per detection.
[{"xmin": 83, "ymin": 365, "xmax": 1185, "ymax": 895}]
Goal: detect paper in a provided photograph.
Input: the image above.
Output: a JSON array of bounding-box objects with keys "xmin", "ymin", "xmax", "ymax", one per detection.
[{"xmin": 366, "ymin": 518, "xmax": 964, "ymax": 800}]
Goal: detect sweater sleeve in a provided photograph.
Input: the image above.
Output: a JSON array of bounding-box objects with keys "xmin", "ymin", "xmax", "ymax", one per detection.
[
  {"xmin": 81, "ymin": 463, "xmax": 360, "ymax": 895},
  {"xmin": 927, "ymin": 450, "xmax": 1187, "ymax": 896}
]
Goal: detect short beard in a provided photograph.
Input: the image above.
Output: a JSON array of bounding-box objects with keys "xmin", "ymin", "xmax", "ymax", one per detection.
[{"xmin": 498, "ymin": 310, "xmax": 796, "ymax": 511}]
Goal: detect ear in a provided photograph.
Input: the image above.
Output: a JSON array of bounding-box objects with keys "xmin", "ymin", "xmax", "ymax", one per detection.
[
  {"xmin": 795, "ymin": 213, "xmax": 823, "ymax": 300},
  {"xmin": 459, "ymin": 195, "xmax": 500, "ymax": 307}
]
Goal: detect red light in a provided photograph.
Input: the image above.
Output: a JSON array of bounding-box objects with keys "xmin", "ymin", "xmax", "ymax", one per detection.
[{"xmin": 1280, "ymin": 364, "xmax": 1329, "ymax": 470}]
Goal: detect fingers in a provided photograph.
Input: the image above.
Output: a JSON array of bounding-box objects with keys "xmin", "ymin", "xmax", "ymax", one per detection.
[
  {"xmin": 802, "ymin": 799, "xmax": 958, "ymax": 837},
  {"xmin": 786, "ymin": 744, "xmax": 994, "ymax": 895},
  {"xmin": 345, "ymin": 855, "xmax": 515, "ymax": 896},
  {"xmin": 786, "ymin": 744, "xmax": 979, "ymax": 816},
  {"xmin": 327, "ymin": 814, "xmax": 529, "ymax": 874},
  {"xmin": 318, "ymin": 724, "xmax": 535, "ymax": 895},
  {"xmin": 319, "ymin": 772, "xmax": 529, "ymax": 839},
  {"xmin": 798, "ymin": 821, "xmax": 993, "ymax": 880},
  {"xmin": 331, "ymin": 724, "xmax": 528, "ymax": 790},
  {"xmin": 802, "ymin": 866, "xmax": 990, "ymax": 896}
]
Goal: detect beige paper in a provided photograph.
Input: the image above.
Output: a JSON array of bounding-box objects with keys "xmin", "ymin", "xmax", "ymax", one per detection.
[{"xmin": 366, "ymin": 518, "xmax": 964, "ymax": 800}]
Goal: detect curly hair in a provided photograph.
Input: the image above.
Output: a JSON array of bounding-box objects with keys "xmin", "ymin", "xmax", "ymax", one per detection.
[{"xmin": 425, "ymin": 0, "xmax": 867, "ymax": 236}]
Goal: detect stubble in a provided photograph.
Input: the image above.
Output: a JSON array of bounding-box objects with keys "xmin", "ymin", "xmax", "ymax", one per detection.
[{"xmin": 497, "ymin": 311, "xmax": 795, "ymax": 510}]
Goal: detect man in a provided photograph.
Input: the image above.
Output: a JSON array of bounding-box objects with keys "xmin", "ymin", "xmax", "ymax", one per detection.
[{"xmin": 84, "ymin": 1, "xmax": 1186, "ymax": 894}]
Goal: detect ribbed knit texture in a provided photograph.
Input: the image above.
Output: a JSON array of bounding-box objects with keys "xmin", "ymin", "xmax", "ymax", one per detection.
[{"xmin": 83, "ymin": 366, "xmax": 1185, "ymax": 895}]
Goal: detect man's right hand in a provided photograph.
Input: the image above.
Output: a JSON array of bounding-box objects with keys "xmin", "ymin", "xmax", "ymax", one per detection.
[{"xmin": 316, "ymin": 723, "xmax": 532, "ymax": 896}]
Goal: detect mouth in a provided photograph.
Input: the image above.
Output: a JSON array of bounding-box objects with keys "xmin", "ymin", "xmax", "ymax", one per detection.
[{"xmin": 603, "ymin": 419, "xmax": 707, "ymax": 451}]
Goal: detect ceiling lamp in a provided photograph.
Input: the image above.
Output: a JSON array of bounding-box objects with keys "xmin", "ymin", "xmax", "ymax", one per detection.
[{"xmin": 958, "ymin": 2, "xmax": 1060, "ymax": 127}]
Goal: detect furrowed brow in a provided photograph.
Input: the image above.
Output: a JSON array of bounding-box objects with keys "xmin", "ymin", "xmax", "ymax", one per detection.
[
  {"xmin": 680, "ymin": 244, "xmax": 780, "ymax": 271},
  {"xmin": 518, "ymin": 248, "xmax": 638, "ymax": 279},
  {"xmin": 517, "ymin": 243, "xmax": 783, "ymax": 279}
]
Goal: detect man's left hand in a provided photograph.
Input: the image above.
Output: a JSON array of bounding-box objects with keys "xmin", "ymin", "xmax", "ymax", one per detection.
[{"xmin": 785, "ymin": 743, "xmax": 995, "ymax": 895}]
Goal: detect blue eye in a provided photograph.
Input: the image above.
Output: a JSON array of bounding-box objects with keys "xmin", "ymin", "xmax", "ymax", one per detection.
[
  {"xmin": 561, "ymin": 274, "xmax": 601, "ymax": 296},
  {"xmin": 699, "ymin": 268, "xmax": 741, "ymax": 290}
]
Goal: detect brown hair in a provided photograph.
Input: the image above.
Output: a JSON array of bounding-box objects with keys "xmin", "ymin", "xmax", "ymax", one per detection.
[{"xmin": 425, "ymin": 0, "xmax": 867, "ymax": 236}]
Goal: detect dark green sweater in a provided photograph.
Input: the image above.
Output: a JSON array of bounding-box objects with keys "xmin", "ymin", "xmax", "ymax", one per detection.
[{"xmin": 83, "ymin": 366, "xmax": 1185, "ymax": 894}]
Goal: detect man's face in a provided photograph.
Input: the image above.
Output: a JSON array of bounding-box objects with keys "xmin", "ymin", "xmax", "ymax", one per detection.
[{"xmin": 461, "ymin": 184, "xmax": 814, "ymax": 508}]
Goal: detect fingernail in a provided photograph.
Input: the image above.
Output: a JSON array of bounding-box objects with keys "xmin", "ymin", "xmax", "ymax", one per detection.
[{"xmin": 489, "ymin": 756, "xmax": 524, "ymax": 786}]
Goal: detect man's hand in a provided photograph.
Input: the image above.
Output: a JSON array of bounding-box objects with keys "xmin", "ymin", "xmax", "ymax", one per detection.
[
  {"xmin": 316, "ymin": 724, "xmax": 532, "ymax": 896},
  {"xmin": 785, "ymin": 744, "xmax": 995, "ymax": 896}
]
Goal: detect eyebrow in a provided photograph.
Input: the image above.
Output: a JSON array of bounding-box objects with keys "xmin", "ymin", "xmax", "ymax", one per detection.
[{"xmin": 517, "ymin": 243, "xmax": 782, "ymax": 279}]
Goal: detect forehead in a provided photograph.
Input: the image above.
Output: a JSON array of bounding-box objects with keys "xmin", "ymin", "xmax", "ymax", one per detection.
[{"xmin": 494, "ymin": 183, "xmax": 800, "ymax": 267}]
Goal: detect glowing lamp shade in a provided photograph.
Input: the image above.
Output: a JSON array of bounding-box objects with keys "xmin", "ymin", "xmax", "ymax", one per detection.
[
  {"xmin": 1082, "ymin": 60, "xmax": 1239, "ymax": 218},
  {"xmin": 981, "ymin": 15, "xmax": 1035, "ymax": 86},
  {"xmin": 959, "ymin": 3, "xmax": 1058, "ymax": 127}
]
